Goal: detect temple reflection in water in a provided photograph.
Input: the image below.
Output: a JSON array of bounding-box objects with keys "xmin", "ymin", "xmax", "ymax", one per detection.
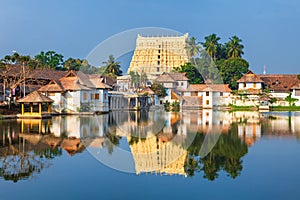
[{"xmin": 1, "ymin": 111, "xmax": 300, "ymax": 181}]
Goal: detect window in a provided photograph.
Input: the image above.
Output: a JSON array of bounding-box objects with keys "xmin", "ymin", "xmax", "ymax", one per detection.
[
  {"xmin": 181, "ymin": 82, "xmax": 183, "ymax": 86},
  {"xmin": 295, "ymin": 90, "xmax": 300, "ymax": 96},
  {"xmin": 95, "ymin": 93, "xmax": 100, "ymax": 100},
  {"xmin": 220, "ymin": 92, "xmax": 223, "ymax": 96},
  {"xmin": 157, "ymin": 61, "xmax": 160, "ymax": 65},
  {"xmin": 253, "ymin": 83, "xmax": 257, "ymax": 88},
  {"xmin": 104, "ymin": 93, "xmax": 107, "ymax": 100},
  {"xmin": 158, "ymin": 55, "xmax": 160, "ymax": 59},
  {"xmin": 91, "ymin": 93, "xmax": 95, "ymax": 100},
  {"xmin": 83, "ymin": 92, "xmax": 88, "ymax": 100},
  {"xmin": 206, "ymin": 91, "xmax": 209, "ymax": 96},
  {"xmin": 158, "ymin": 50, "xmax": 161, "ymax": 53},
  {"xmin": 158, "ymin": 45, "xmax": 161, "ymax": 48},
  {"xmin": 243, "ymin": 83, "xmax": 246, "ymax": 88},
  {"xmin": 157, "ymin": 67, "xmax": 160, "ymax": 72},
  {"xmin": 206, "ymin": 100, "xmax": 209, "ymax": 105}
]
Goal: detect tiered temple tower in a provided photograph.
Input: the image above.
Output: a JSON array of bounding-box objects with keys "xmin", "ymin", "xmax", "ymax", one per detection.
[{"xmin": 128, "ymin": 33, "xmax": 189, "ymax": 74}]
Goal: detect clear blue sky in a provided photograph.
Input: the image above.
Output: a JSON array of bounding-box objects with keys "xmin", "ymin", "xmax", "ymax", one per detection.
[{"xmin": 0, "ymin": 0, "xmax": 299, "ymax": 74}]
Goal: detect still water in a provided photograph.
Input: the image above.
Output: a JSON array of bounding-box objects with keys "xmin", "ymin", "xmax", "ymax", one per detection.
[{"xmin": 0, "ymin": 110, "xmax": 300, "ymax": 199}]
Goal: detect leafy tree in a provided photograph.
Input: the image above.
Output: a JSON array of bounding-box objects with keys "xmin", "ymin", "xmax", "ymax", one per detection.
[
  {"xmin": 297, "ymin": 74, "xmax": 300, "ymax": 80},
  {"xmin": 174, "ymin": 63, "xmax": 204, "ymax": 84},
  {"xmin": 225, "ymin": 36, "xmax": 244, "ymax": 58},
  {"xmin": 101, "ymin": 55, "xmax": 122, "ymax": 78},
  {"xmin": 63, "ymin": 58, "xmax": 82, "ymax": 71},
  {"xmin": 34, "ymin": 51, "xmax": 64, "ymax": 69},
  {"xmin": 218, "ymin": 57, "xmax": 249, "ymax": 89},
  {"xmin": 150, "ymin": 82, "xmax": 167, "ymax": 97},
  {"xmin": 285, "ymin": 93, "xmax": 298, "ymax": 106},
  {"xmin": 201, "ymin": 33, "xmax": 221, "ymax": 61},
  {"xmin": 80, "ymin": 59, "xmax": 98, "ymax": 74}
]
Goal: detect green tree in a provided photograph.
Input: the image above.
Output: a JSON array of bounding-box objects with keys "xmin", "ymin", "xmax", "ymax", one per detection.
[
  {"xmin": 187, "ymin": 37, "xmax": 201, "ymax": 63},
  {"xmin": 64, "ymin": 58, "xmax": 82, "ymax": 71},
  {"xmin": 34, "ymin": 51, "xmax": 64, "ymax": 69},
  {"xmin": 201, "ymin": 33, "xmax": 221, "ymax": 61},
  {"xmin": 285, "ymin": 93, "xmax": 298, "ymax": 106},
  {"xmin": 150, "ymin": 82, "xmax": 167, "ymax": 97},
  {"xmin": 174, "ymin": 63, "xmax": 204, "ymax": 84},
  {"xmin": 218, "ymin": 57, "xmax": 249, "ymax": 89},
  {"xmin": 129, "ymin": 71, "xmax": 140, "ymax": 89},
  {"xmin": 225, "ymin": 36, "xmax": 244, "ymax": 58},
  {"xmin": 101, "ymin": 55, "xmax": 122, "ymax": 78}
]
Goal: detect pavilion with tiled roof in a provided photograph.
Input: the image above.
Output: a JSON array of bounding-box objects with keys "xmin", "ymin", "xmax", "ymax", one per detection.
[{"xmin": 17, "ymin": 91, "xmax": 54, "ymax": 118}]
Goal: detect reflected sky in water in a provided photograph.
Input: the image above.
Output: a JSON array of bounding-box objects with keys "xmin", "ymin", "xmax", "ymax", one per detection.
[{"xmin": 0, "ymin": 111, "xmax": 300, "ymax": 199}]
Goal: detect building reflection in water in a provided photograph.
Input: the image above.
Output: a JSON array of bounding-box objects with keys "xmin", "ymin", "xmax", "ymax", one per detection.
[{"xmin": 1, "ymin": 111, "xmax": 300, "ymax": 182}]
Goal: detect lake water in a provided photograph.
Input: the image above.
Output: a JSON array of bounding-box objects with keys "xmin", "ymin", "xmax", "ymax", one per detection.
[{"xmin": 0, "ymin": 110, "xmax": 300, "ymax": 200}]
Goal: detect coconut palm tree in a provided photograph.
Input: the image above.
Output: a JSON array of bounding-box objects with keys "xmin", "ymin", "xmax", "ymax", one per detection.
[
  {"xmin": 187, "ymin": 37, "xmax": 201, "ymax": 64},
  {"xmin": 225, "ymin": 36, "xmax": 244, "ymax": 58},
  {"xmin": 102, "ymin": 55, "xmax": 123, "ymax": 77},
  {"xmin": 201, "ymin": 34, "xmax": 221, "ymax": 61}
]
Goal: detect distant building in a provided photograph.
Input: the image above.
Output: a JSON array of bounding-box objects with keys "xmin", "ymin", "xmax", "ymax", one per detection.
[
  {"xmin": 38, "ymin": 71, "xmax": 110, "ymax": 113},
  {"xmin": 154, "ymin": 72, "xmax": 232, "ymax": 109},
  {"xmin": 236, "ymin": 70, "xmax": 300, "ymax": 106},
  {"xmin": 128, "ymin": 34, "xmax": 189, "ymax": 75}
]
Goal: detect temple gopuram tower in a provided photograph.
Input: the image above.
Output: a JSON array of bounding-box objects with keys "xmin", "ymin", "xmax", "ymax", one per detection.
[{"xmin": 128, "ymin": 33, "xmax": 189, "ymax": 75}]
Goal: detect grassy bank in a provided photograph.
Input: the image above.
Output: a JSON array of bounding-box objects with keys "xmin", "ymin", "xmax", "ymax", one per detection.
[
  {"xmin": 229, "ymin": 105, "xmax": 258, "ymax": 111},
  {"xmin": 270, "ymin": 106, "xmax": 300, "ymax": 111}
]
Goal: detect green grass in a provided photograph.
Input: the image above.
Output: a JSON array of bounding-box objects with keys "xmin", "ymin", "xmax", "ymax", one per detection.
[
  {"xmin": 229, "ymin": 105, "xmax": 258, "ymax": 111},
  {"xmin": 270, "ymin": 106, "xmax": 300, "ymax": 111}
]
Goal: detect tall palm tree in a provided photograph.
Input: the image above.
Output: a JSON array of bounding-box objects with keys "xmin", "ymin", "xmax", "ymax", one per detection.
[
  {"xmin": 102, "ymin": 55, "xmax": 123, "ymax": 77},
  {"xmin": 187, "ymin": 37, "xmax": 201, "ymax": 64},
  {"xmin": 201, "ymin": 34, "xmax": 221, "ymax": 61},
  {"xmin": 225, "ymin": 36, "xmax": 244, "ymax": 58}
]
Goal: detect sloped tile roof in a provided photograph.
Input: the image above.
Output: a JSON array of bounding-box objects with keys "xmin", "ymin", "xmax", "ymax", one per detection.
[
  {"xmin": 140, "ymin": 87, "xmax": 155, "ymax": 95},
  {"xmin": 155, "ymin": 72, "xmax": 189, "ymax": 83},
  {"xmin": 291, "ymin": 81, "xmax": 300, "ymax": 89},
  {"xmin": 186, "ymin": 84, "xmax": 207, "ymax": 91},
  {"xmin": 258, "ymin": 74, "xmax": 299, "ymax": 92},
  {"xmin": 88, "ymin": 75, "xmax": 112, "ymax": 89},
  {"xmin": 0, "ymin": 65, "xmax": 67, "ymax": 80},
  {"xmin": 237, "ymin": 70, "xmax": 264, "ymax": 83},
  {"xmin": 156, "ymin": 73, "xmax": 176, "ymax": 82},
  {"xmin": 17, "ymin": 91, "xmax": 54, "ymax": 103},
  {"xmin": 169, "ymin": 73, "xmax": 189, "ymax": 81},
  {"xmin": 38, "ymin": 80, "xmax": 64, "ymax": 92},
  {"xmin": 59, "ymin": 77, "xmax": 91, "ymax": 91},
  {"xmin": 203, "ymin": 84, "xmax": 232, "ymax": 92}
]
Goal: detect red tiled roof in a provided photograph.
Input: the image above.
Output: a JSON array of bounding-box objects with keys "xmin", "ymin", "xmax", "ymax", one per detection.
[
  {"xmin": 186, "ymin": 84, "xmax": 207, "ymax": 91},
  {"xmin": 88, "ymin": 75, "xmax": 112, "ymax": 89},
  {"xmin": 203, "ymin": 84, "xmax": 232, "ymax": 92},
  {"xmin": 237, "ymin": 71, "xmax": 264, "ymax": 83},
  {"xmin": 38, "ymin": 80, "xmax": 64, "ymax": 92},
  {"xmin": 0, "ymin": 65, "xmax": 67, "ymax": 80},
  {"xmin": 291, "ymin": 81, "xmax": 300, "ymax": 89},
  {"xmin": 59, "ymin": 76, "xmax": 91, "ymax": 91},
  {"xmin": 258, "ymin": 74, "xmax": 299, "ymax": 92},
  {"xmin": 17, "ymin": 91, "xmax": 54, "ymax": 103},
  {"xmin": 140, "ymin": 87, "xmax": 155, "ymax": 95},
  {"xmin": 156, "ymin": 72, "xmax": 189, "ymax": 82}
]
